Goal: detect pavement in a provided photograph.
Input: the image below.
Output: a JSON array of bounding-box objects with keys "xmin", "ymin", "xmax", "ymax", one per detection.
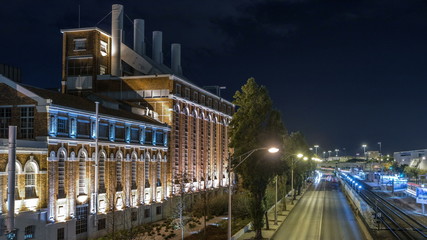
[{"xmin": 236, "ymin": 188, "xmax": 307, "ymax": 240}]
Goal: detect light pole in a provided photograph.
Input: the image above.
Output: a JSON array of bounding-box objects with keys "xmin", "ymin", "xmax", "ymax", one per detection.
[
  {"xmin": 227, "ymin": 147, "xmax": 279, "ymax": 240},
  {"xmin": 378, "ymin": 142, "xmax": 382, "ymax": 161},
  {"xmin": 314, "ymin": 145, "xmax": 319, "ymax": 155},
  {"xmin": 362, "ymin": 144, "xmax": 367, "ymax": 158},
  {"xmin": 335, "ymin": 149, "xmax": 339, "ymax": 157},
  {"xmin": 323, "ymin": 151, "xmax": 326, "ymax": 160},
  {"xmin": 291, "ymin": 154, "xmax": 305, "ymax": 204}
]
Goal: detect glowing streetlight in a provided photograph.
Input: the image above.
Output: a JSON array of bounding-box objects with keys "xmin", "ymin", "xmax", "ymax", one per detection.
[
  {"xmin": 227, "ymin": 147, "xmax": 279, "ymax": 240},
  {"xmin": 314, "ymin": 145, "xmax": 319, "ymax": 155}
]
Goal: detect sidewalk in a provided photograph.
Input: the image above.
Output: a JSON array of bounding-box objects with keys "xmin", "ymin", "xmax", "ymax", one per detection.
[{"xmin": 236, "ymin": 187, "xmax": 308, "ymax": 240}]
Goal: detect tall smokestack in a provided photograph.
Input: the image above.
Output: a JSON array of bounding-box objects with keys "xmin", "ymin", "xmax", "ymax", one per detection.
[
  {"xmin": 171, "ymin": 43, "xmax": 182, "ymax": 75},
  {"xmin": 111, "ymin": 4, "xmax": 123, "ymax": 77},
  {"xmin": 134, "ymin": 19, "xmax": 146, "ymax": 56},
  {"xmin": 6, "ymin": 126, "xmax": 17, "ymax": 233},
  {"xmin": 152, "ymin": 31, "xmax": 163, "ymax": 64}
]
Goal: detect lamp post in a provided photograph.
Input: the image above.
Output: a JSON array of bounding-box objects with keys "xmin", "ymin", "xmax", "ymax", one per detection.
[
  {"xmin": 378, "ymin": 142, "xmax": 382, "ymax": 161},
  {"xmin": 328, "ymin": 150, "xmax": 332, "ymax": 160},
  {"xmin": 291, "ymin": 154, "xmax": 305, "ymax": 204},
  {"xmin": 362, "ymin": 144, "xmax": 367, "ymax": 158},
  {"xmin": 227, "ymin": 147, "xmax": 279, "ymax": 240},
  {"xmin": 314, "ymin": 145, "xmax": 319, "ymax": 155},
  {"xmin": 323, "ymin": 151, "xmax": 326, "ymax": 160}
]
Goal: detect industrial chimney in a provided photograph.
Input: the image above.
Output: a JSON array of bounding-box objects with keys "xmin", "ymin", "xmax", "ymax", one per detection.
[
  {"xmin": 111, "ymin": 4, "xmax": 123, "ymax": 76},
  {"xmin": 134, "ymin": 19, "xmax": 146, "ymax": 56},
  {"xmin": 171, "ymin": 43, "xmax": 182, "ymax": 75},
  {"xmin": 152, "ymin": 31, "xmax": 163, "ymax": 64}
]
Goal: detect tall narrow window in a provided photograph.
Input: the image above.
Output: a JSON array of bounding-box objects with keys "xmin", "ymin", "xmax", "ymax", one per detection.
[
  {"xmin": 20, "ymin": 107, "xmax": 34, "ymax": 139},
  {"xmin": 0, "ymin": 107, "xmax": 11, "ymax": 138},
  {"xmin": 25, "ymin": 163, "xmax": 37, "ymax": 199},
  {"xmin": 78, "ymin": 152, "xmax": 87, "ymax": 196},
  {"xmin": 131, "ymin": 155, "xmax": 137, "ymax": 189},
  {"xmin": 156, "ymin": 161, "xmax": 161, "ymax": 187},
  {"xmin": 144, "ymin": 157, "xmax": 150, "ymax": 188},
  {"xmin": 58, "ymin": 151, "xmax": 66, "ymax": 198},
  {"xmin": 99, "ymin": 153, "xmax": 106, "ymax": 193},
  {"xmin": 116, "ymin": 154, "xmax": 123, "ymax": 191}
]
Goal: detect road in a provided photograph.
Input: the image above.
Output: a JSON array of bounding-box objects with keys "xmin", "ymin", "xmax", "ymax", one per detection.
[{"xmin": 273, "ymin": 178, "xmax": 364, "ymax": 240}]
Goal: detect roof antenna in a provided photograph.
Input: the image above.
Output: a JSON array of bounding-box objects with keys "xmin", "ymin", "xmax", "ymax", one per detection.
[{"xmin": 78, "ymin": 4, "xmax": 81, "ymax": 28}]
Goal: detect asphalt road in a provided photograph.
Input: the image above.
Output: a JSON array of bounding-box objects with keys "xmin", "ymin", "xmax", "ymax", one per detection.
[{"xmin": 273, "ymin": 178, "xmax": 363, "ymax": 240}]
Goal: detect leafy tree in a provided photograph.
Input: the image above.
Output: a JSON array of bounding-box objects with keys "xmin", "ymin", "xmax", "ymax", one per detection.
[
  {"xmin": 229, "ymin": 78, "xmax": 284, "ymax": 240},
  {"xmin": 284, "ymin": 132, "xmax": 313, "ymax": 197},
  {"xmin": 404, "ymin": 166, "xmax": 421, "ymax": 180}
]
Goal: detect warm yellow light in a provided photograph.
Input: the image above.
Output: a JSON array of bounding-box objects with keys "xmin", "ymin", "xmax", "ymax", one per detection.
[
  {"xmin": 297, "ymin": 154, "xmax": 304, "ymax": 158},
  {"xmin": 77, "ymin": 194, "xmax": 88, "ymax": 203},
  {"xmin": 268, "ymin": 147, "xmax": 279, "ymax": 153},
  {"xmin": 303, "ymin": 157, "xmax": 308, "ymax": 160}
]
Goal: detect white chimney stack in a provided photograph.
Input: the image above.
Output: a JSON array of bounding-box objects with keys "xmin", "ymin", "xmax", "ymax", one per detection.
[
  {"xmin": 152, "ymin": 31, "xmax": 163, "ymax": 64},
  {"xmin": 171, "ymin": 43, "xmax": 182, "ymax": 75},
  {"xmin": 134, "ymin": 19, "xmax": 146, "ymax": 56},
  {"xmin": 111, "ymin": 4, "xmax": 123, "ymax": 76}
]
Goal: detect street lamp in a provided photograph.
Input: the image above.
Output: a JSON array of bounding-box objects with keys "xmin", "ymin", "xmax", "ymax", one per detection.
[
  {"xmin": 335, "ymin": 149, "xmax": 339, "ymax": 157},
  {"xmin": 314, "ymin": 145, "xmax": 319, "ymax": 155},
  {"xmin": 323, "ymin": 151, "xmax": 326, "ymax": 160},
  {"xmin": 227, "ymin": 147, "xmax": 279, "ymax": 240},
  {"xmin": 362, "ymin": 144, "xmax": 367, "ymax": 157},
  {"xmin": 291, "ymin": 154, "xmax": 305, "ymax": 204},
  {"xmin": 328, "ymin": 150, "xmax": 332, "ymax": 160}
]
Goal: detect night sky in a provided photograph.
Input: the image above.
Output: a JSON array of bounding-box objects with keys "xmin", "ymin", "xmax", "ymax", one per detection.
[{"xmin": 1, "ymin": 0, "xmax": 427, "ymax": 156}]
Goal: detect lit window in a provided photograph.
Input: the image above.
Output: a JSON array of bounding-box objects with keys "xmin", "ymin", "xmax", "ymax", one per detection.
[
  {"xmin": 58, "ymin": 151, "xmax": 66, "ymax": 198},
  {"xmin": 100, "ymin": 65, "xmax": 107, "ymax": 75},
  {"xmin": 74, "ymin": 39, "xmax": 86, "ymax": 51},
  {"xmin": 116, "ymin": 155, "xmax": 123, "ymax": 191},
  {"xmin": 78, "ymin": 152, "xmax": 87, "ymax": 196},
  {"xmin": 25, "ymin": 163, "xmax": 37, "ymax": 199},
  {"xmin": 100, "ymin": 41, "xmax": 108, "ymax": 56}
]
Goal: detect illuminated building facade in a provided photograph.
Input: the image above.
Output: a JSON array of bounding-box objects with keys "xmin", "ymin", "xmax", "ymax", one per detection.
[
  {"xmin": 0, "ymin": 3, "xmax": 233, "ymax": 239},
  {"xmin": 61, "ymin": 4, "xmax": 234, "ymax": 195},
  {"xmin": 0, "ymin": 75, "xmax": 169, "ymax": 239}
]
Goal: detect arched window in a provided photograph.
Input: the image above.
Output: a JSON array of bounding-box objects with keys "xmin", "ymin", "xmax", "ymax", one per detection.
[
  {"xmin": 78, "ymin": 151, "xmax": 87, "ymax": 195},
  {"xmin": 131, "ymin": 154, "xmax": 137, "ymax": 189},
  {"xmin": 58, "ymin": 151, "xmax": 66, "ymax": 198},
  {"xmin": 24, "ymin": 161, "xmax": 38, "ymax": 199},
  {"xmin": 116, "ymin": 153, "xmax": 123, "ymax": 191},
  {"xmin": 156, "ymin": 160, "xmax": 161, "ymax": 187},
  {"xmin": 99, "ymin": 152, "xmax": 106, "ymax": 193},
  {"xmin": 144, "ymin": 153, "xmax": 150, "ymax": 188}
]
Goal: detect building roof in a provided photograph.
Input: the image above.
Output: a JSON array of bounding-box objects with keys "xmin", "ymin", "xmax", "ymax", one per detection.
[{"xmin": 23, "ymin": 85, "xmax": 167, "ymax": 127}]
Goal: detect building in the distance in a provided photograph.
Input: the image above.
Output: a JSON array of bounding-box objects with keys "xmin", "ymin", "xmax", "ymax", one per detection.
[
  {"xmin": 60, "ymin": 4, "xmax": 234, "ymax": 194},
  {"xmin": 0, "ymin": 75, "xmax": 169, "ymax": 239},
  {"xmin": 394, "ymin": 149, "xmax": 427, "ymax": 170}
]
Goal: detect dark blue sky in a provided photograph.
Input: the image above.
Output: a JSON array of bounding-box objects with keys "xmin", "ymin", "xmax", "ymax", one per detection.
[{"xmin": 1, "ymin": 0, "xmax": 427, "ymax": 156}]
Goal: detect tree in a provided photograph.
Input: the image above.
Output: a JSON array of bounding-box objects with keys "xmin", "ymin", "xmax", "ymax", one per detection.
[
  {"xmin": 284, "ymin": 132, "xmax": 313, "ymax": 197},
  {"xmin": 229, "ymin": 78, "xmax": 284, "ymax": 240}
]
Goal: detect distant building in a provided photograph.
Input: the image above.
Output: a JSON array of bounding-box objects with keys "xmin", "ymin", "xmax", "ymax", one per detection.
[{"xmin": 393, "ymin": 149, "xmax": 427, "ymax": 170}]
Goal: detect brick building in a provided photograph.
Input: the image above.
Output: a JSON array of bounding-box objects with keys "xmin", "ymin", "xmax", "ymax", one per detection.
[
  {"xmin": 61, "ymin": 4, "xmax": 234, "ymax": 194},
  {"xmin": 0, "ymin": 75, "xmax": 170, "ymax": 239},
  {"xmin": 0, "ymin": 3, "xmax": 234, "ymax": 240}
]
